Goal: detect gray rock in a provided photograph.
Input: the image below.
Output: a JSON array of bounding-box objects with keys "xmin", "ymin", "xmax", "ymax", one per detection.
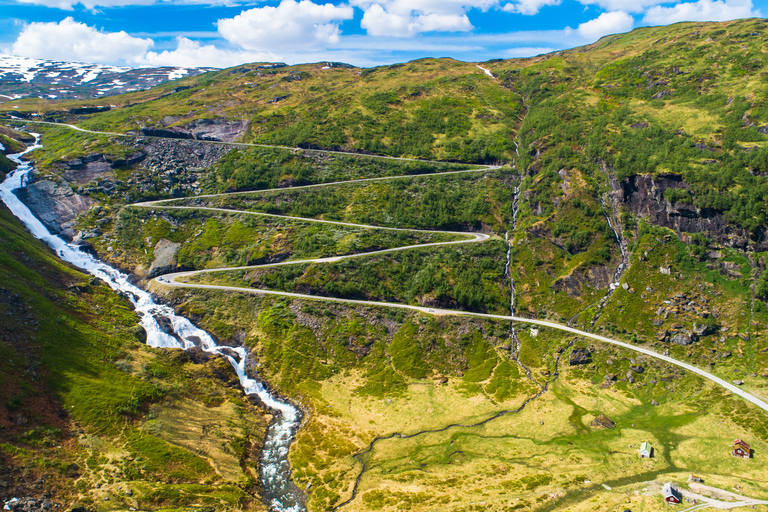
[
  {"xmin": 569, "ymin": 348, "xmax": 591, "ymax": 365},
  {"xmin": 651, "ymin": 399, "xmax": 659, "ymax": 406},
  {"xmin": 630, "ymin": 365, "xmax": 645, "ymax": 374},
  {"xmin": 14, "ymin": 178, "xmax": 95, "ymax": 236},
  {"xmin": 692, "ymin": 323, "xmax": 709, "ymax": 336},
  {"xmin": 670, "ymin": 333, "xmax": 695, "ymax": 346},
  {"xmin": 148, "ymin": 238, "xmax": 181, "ymax": 278}
]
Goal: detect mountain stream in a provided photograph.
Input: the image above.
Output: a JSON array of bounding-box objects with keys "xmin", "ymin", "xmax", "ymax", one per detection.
[{"xmin": 0, "ymin": 138, "xmax": 306, "ymax": 512}]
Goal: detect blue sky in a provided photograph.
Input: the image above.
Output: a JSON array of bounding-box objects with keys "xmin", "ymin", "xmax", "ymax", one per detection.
[{"xmin": 0, "ymin": 0, "xmax": 764, "ymax": 68}]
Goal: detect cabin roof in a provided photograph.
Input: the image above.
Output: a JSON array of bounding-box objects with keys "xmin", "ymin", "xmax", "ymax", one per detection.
[{"xmin": 734, "ymin": 439, "xmax": 751, "ymax": 450}]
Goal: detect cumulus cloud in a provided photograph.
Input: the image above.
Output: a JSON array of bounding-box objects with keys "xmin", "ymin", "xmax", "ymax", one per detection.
[
  {"xmin": 10, "ymin": 17, "xmax": 153, "ymax": 64},
  {"xmin": 576, "ymin": 0, "xmax": 672, "ymax": 13},
  {"xmin": 353, "ymin": 0, "xmax": 495, "ymax": 37},
  {"xmin": 137, "ymin": 38, "xmax": 276, "ymax": 68},
  {"xmin": 500, "ymin": 0, "xmax": 560, "ymax": 16},
  {"xmin": 573, "ymin": 10, "xmax": 634, "ymax": 41},
  {"xmin": 643, "ymin": 0, "xmax": 760, "ymax": 24},
  {"xmin": 217, "ymin": 0, "xmax": 354, "ymax": 52}
]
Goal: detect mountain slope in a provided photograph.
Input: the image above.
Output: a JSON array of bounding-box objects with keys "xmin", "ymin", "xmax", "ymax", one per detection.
[
  {"xmin": 0, "ymin": 53, "xmax": 214, "ymax": 100},
  {"xmin": 0, "ymin": 199, "xmax": 270, "ymax": 510},
  {"xmin": 3, "ymin": 18, "xmax": 768, "ymax": 512}
]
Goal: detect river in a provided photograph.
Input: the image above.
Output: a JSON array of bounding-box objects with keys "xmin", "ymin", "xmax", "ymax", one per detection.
[{"xmin": 0, "ymin": 137, "xmax": 306, "ymax": 512}]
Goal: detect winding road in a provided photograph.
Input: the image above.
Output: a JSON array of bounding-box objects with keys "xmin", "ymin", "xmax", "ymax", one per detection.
[
  {"xmin": 10, "ymin": 119, "xmax": 768, "ymax": 412},
  {"xmin": 138, "ymin": 197, "xmax": 768, "ymax": 416}
]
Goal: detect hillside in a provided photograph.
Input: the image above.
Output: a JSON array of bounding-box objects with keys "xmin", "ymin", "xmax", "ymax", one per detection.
[
  {"xmin": 2, "ymin": 17, "xmax": 768, "ymax": 512},
  {"xmin": 0, "ymin": 198, "xmax": 273, "ymax": 510},
  {"xmin": 0, "ymin": 53, "xmax": 214, "ymax": 101}
]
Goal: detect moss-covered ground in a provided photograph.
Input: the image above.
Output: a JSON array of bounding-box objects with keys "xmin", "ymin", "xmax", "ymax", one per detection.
[{"xmin": 0, "ymin": 204, "xmax": 270, "ymax": 510}]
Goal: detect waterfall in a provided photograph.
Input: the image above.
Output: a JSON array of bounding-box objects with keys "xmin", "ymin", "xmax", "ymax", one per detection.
[{"xmin": 0, "ymin": 137, "xmax": 306, "ymax": 512}]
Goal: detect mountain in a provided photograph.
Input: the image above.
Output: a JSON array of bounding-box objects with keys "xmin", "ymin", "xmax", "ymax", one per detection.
[
  {"xmin": 3, "ymin": 18, "xmax": 768, "ymax": 512},
  {"xmin": 0, "ymin": 53, "xmax": 215, "ymax": 100}
]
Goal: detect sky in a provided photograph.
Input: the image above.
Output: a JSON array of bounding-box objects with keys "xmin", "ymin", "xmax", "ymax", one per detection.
[{"xmin": 0, "ymin": 0, "xmax": 764, "ymax": 69}]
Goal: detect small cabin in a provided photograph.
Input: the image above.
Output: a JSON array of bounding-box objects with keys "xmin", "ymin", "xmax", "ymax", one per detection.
[
  {"xmin": 733, "ymin": 439, "xmax": 751, "ymax": 459},
  {"xmin": 688, "ymin": 474, "xmax": 703, "ymax": 483},
  {"xmin": 639, "ymin": 441, "xmax": 653, "ymax": 458},
  {"xmin": 663, "ymin": 482, "xmax": 681, "ymax": 504}
]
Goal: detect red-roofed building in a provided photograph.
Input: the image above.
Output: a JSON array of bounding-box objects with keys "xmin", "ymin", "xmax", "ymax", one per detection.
[
  {"xmin": 732, "ymin": 439, "xmax": 751, "ymax": 459},
  {"xmin": 663, "ymin": 482, "xmax": 681, "ymax": 504}
]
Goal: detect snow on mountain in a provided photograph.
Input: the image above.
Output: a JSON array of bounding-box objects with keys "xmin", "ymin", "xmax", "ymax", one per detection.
[{"xmin": 0, "ymin": 54, "xmax": 215, "ymax": 100}]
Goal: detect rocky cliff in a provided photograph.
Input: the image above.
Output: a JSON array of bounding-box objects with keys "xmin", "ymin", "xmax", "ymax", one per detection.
[{"xmin": 616, "ymin": 173, "xmax": 765, "ymax": 251}]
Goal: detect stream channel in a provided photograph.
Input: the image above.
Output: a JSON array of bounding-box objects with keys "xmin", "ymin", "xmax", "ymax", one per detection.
[{"xmin": 0, "ymin": 138, "xmax": 306, "ymax": 512}]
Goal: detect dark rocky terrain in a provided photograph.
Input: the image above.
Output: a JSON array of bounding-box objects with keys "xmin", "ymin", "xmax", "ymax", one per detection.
[{"xmin": 0, "ymin": 53, "xmax": 214, "ymax": 100}]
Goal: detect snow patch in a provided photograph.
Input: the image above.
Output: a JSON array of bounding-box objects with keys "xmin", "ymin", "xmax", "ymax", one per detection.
[{"xmin": 476, "ymin": 64, "xmax": 495, "ymax": 79}]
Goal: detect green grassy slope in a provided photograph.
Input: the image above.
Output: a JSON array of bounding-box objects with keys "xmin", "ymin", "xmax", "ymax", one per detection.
[{"xmin": 0, "ymin": 204, "xmax": 270, "ymax": 511}]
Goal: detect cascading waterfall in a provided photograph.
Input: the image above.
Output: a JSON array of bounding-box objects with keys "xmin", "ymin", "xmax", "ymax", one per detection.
[
  {"xmin": 0, "ymin": 138, "xmax": 306, "ymax": 512},
  {"xmin": 585, "ymin": 196, "xmax": 630, "ymax": 328},
  {"xmin": 601, "ymin": 196, "xmax": 628, "ymax": 287},
  {"xmin": 505, "ymin": 140, "xmax": 541, "ymax": 387}
]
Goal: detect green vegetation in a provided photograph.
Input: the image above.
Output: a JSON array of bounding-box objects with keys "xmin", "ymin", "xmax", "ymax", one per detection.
[
  {"xmin": 0, "ymin": 203, "xmax": 269, "ymax": 510},
  {"xmin": 6, "ymin": 18, "xmax": 768, "ymax": 512},
  {"xmin": 206, "ymin": 146, "xmax": 473, "ymax": 193},
  {"xmin": 188, "ymin": 239, "xmax": 508, "ymax": 314},
  {"xmin": 185, "ymin": 169, "xmax": 513, "ymax": 232},
  {"xmin": 105, "ymin": 207, "xmax": 469, "ymax": 273}
]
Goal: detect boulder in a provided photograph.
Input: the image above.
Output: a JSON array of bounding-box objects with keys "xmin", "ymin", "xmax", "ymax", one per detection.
[
  {"xmin": 693, "ymin": 323, "xmax": 710, "ymax": 336},
  {"xmin": 147, "ymin": 238, "xmax": 181, "ymax": 278},
  {"xmin": 569, "ymin": 348, "xmax": 591, "ymax": 365},
  {"xmin": 651, "ymin": 399, "xmax": 659, "ymax": 406},
  {"xmin": 670, "ymin": 333, "xmax": 695, "ymax": 346},
  {"xmin": 630, "ymin": 365, "xmax": 645, "ymax": 374}
]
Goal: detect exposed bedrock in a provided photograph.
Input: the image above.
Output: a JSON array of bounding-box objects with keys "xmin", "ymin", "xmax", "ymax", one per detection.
[
  {"xmin": 615, "ymin": 173, "xmax": 766, "ymax": 251},
  {"xmin": 14, "ymin": 178, "xmax": 94, "ymax": 239},
  {"xmin": 139, "ymin": 118, "xmax": 249, "ymax": 143}
]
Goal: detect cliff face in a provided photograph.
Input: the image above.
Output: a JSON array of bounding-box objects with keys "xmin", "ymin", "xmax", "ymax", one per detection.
[
  {"xmin": 139, "ymin": 118, "xmax": 249, "ymax": 143},
  {"xmin": 14, "ymin": 135, "xmax": 233, "ymax": 240},
  {"xmin": 617, "ymin": 173, "xmax": 765, "ymax": 251},
  {"xmin": 14, "ymin": 179, "xmax": 94, "ymax": 238}
]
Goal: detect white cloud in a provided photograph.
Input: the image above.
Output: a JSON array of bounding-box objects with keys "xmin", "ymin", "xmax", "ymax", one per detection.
[
  {"xmin": 217, "ymin": 0, "xmax": 354, "ymax": 51},
  {"xmin": 643, "ymin": 0, "xmax": 760, "ymax": 24},
  {"xmin": 353, "ymin": 0, "xmax": 495, "ymax": 37},
  {"xmin": 501, "ymin": 0, "xmax": 560, "ymax": 16},
  {"xmin": 137, "ymin": 37, "xmax": 276, "ymax": 68},
  {"xmin": 10, "ymin": 17, "xmax": 153, "ymax": 64},
  {"xmin": 573, "ymin": 10, "xmax": 634, "ymax": 41},
  {"xmin": 576, "ymin": 0, "xmax": 672, "ymax": 13}
]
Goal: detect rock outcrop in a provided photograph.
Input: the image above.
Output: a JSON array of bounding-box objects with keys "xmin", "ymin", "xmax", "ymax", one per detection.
[
  {"xmin": 140, "ymin": 118, "xmax": 249, "ymax": 143},
  {"xmin": 569, "ymin": 347, "xmax": 591, "ymax": 365},
  {"xmin": 14, "ymin": 179, "xmax": 94, "ymax": 238},
  {"xmin": 148, "ymin": 238, "xmax": 182, "ymax": 278},
  {"xmin": 617, "ymin": 172, "xmax": 765, "ymax": 250}
]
